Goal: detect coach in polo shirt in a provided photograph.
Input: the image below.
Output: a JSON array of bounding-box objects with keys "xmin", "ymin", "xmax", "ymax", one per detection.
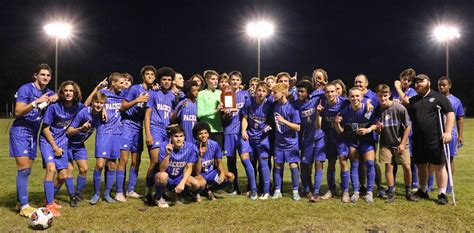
[{"xmin": 406, "ymin": 74, "xmax": 454, "ymax": 205}]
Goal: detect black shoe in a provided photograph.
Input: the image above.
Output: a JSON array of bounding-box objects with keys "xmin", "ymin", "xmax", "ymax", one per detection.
[
  {"xmin": 414, "ymin": 189, "xmax": 429, "ymax": 200},
  {"xmin": 405, "ymin": 192, "xmax": 419, "ymax": 202},
  {"xmin": 360, "ymin": 186, "xmax": 367, "ymax": 197},
  {"xmin": 75, "ymin": 193, "xmax": 84, "ymax": 202},
  {"xmin": 385, "ymin": 191, "xmax": 395, "ymax": 203},
  {"xmin": 144, "ymin": 194, "xmax": 156, "ymax": 206},
  {"xmin": 70, "ymin": 196, "xmax": 78, "ymax": 208},
  {"xmin": 437, "ymin": 193, "xmax": 449, "ymax": 205}
]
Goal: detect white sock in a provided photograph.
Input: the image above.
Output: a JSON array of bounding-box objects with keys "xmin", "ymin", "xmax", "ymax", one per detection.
[
  {"xmin": 20, "ymin": 204, "xmax": 30, "ymax": 210},
  {"xmin": 439, "ymin": 187, "xmax": 446, "ymax": 194},
  {"xmin": 275, "ymin": 189, "xmax": 281, "ymax": 193}
]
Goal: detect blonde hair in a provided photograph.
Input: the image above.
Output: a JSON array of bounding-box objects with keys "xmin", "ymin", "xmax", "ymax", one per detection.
[{"xmin": 272, "ymin": 83, "xmax": 289, "ymax": 92}]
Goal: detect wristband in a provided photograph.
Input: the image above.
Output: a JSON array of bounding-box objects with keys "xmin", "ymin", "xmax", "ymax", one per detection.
[
  {"xmin": 367, "ymin": 128, "xmax": 372, "ymax": 133},
  {"xmin": 31, "ymin": 101, "xmax": 38, "ymax": 109}
]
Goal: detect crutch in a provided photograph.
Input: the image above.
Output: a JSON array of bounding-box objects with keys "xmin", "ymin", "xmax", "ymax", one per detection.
[{"xmin": 437, "ymin": 105, "xmax": 456, "ymax": 206}]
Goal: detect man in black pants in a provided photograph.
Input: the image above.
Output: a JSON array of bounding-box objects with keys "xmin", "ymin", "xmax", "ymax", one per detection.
[{"xmin": 405, "ymin": 74, "xmax": 454, "ymax": 205}]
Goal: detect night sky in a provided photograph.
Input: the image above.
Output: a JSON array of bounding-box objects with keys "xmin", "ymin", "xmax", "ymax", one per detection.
[{"xmin": 1, "ymin": 0, "xmax": 473, "ymax": 115}]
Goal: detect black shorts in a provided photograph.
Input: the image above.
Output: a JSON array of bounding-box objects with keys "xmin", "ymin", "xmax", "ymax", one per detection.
[
  {"xmin": 210, "ymin": 132, "xmax": 223, "ymax": 149},
  {"xmin": 412, "ymin": 143, "xmax": 446, "ymax": 165}
]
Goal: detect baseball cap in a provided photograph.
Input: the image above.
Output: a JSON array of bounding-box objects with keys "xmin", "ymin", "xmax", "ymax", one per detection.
[{"xmin": 414, "ymin": 74, "xmax": 430, "ymax": 81}]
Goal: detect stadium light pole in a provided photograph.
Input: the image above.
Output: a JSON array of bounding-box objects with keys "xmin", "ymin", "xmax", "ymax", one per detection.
[
  {"xmin": 44, "ymin": 23, "xmax": 72, "ymax": 91},
  {"xmin": 434, "ymin": 26, "xmax": 460, "ymax": 78},
  {"xmin": 246, "ymin": 21, "xmax": 274, "ymax": 78}
]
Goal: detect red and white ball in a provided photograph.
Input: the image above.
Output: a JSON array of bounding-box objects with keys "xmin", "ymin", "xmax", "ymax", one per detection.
[{"xmin": 29, "ymin": 207, "xmax": 54, "ymax": 230}]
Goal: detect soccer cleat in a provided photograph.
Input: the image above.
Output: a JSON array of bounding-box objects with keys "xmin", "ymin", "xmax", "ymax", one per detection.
[
  {"xmin": 359, "ymin": 186, "xmax": 367, "ymax": 197},
  {"xmin": 104, "ymin": 194, "xmax": 116, "ymax": 203},
  {"xmin": 115, "ymin": 193, "xmax": 127, "ymax": 202},
  {"xmin": 309, "ymin": 194, "xmax": 320, "ymax": 203},
  {"xmin": 437, "ymin": 193, "xmax": 449, "ymax": 205},
  {"xmin": 43, "ymin": 199, "xmax": 62, "ymax": 209},
  {"xmin": 292, "ymin": 191, "xmax": 301, "ymax": 201},
  {"xmin": 405, "ymin": 192, "xmax": 419, "ymax": 202},
  {"xmin": 90, "ymin": 194, "xmax": 100, "ymax": 205},
  {"xmin": 342, "ymin": 192, "xmax": 350, "ymax": 203},
  {"xmin": 385, "ymin": 191, "xmax": 395, "ymax": 203},
  {"xmin": 414, "ymin": 189, "xmax": 429, "ymax": 200},
  {"xmin": 446, "ymin": 186, "xmax": 452, "ymax": 195},
  {"xmin": 364, "ymin": 192, "xmax": 374, "ymax": 204},
  {"xmin": 228, "ymin": 190, "xmax": 238, "ymax": 196},
  {"xmin": 250, "ymin": 191, "xmax": 258, "ymax": 200},
  {"xmin": 272, "ymin": 190, "xmax": 282, "ymax": 199},
  {"xmin": 377, "ymin": 188, "xmax": 387, "ymax": 198},
  {"xmin": 207, "ymin": 190, "xmax": 217, "ymax": 201},
  {"xmin": 321, "ymin": 191, "xmax": 333, "ymax": 200},
  {"xmin": 427, "ymin": 186, "xmax": 434, "ymax": 192},
  {"xmin": 70, "ymin": 196, "xmax": 78, "ymax": 208},
  {"xmin": 126, "ymin": 191, "xmax": 142, "ymax": 199},
  {"xmin": 144, "ymin": 194, "xmax": 156, "ymax": 206},
  {"xmin": 156, "ymin": 198, "xmax": 169, "ymax": 208},
  {"xmin": 45, "ymin": 204, "xmax": 61, "ymax": 217},
  {"xmin": 19, "ymin": 206, "xmax": 36, "ymax": 218},
  {"xmin": 351, "ymin": 192, "xmax": 360, "ymax": 203},
  {"xmin": 259, "ymin": 193, "xmax": 270, "ymax": 200},
  {"xmin": 75, "ymin": 193, "xmax": 84, "ymax": 202}
]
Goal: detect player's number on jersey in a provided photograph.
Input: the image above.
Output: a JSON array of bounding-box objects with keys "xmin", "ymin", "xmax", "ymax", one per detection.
[
  {"xmin": 171, "ymin": 167, "xmax": 180, "ymax": 176},
  {"xmin": 164, "ymin": 111, "xmax": 169, "ymax": 119}
]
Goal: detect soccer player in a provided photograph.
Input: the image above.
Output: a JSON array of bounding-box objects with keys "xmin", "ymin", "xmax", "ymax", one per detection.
[
  {"xmin": 222, "ymin": 71, "xmax": 257, "ymax": 199},
  {"xmin": 144, "ymin": 67, "xmax": 176, "ymax": 205},
  {"xmin": 171, "ymin": 72, "xmax": 185, "ymax": 100},
  {"xmin": 190, "ymin": 74, "xmax": 205, "ymax": 90},
  {"xmin": 197, "ymin": 70, "xmax": 224, "ymax": 147},
  {"xmin": 316, "ymin": 84, "xmax": 351, "ymax": 202},
  {"xmin": 332, "ymin": 79, "xmax": 347, "ymax": 97},
  {"xmin": 153, "ymin": 125, "xmax": 201, "ymax": 208},
  {"xmin": 67, "ymin": 92, "xmax": 106, "ymax": 202},
  {"xmin": 276, "ymin": 72, "xmax": 297, "ymax": 101},
  {"xmin": 431, "ymin": 76, "xmax": 464, "ymax": 194},
  {"xmin": 271, "ymin": 83, "xmax": 302, "ymax": 201},
  {"xmin": 335, "ymin": 87, "xmax": 378, "ymax": 203},
  {"xmin": 90, "ymin": 72, "xmax": 125, "ymax": 205},
  {"xmin": 374, "ymin": 84, "xmax": 417, "ymax": 202},
  {"xmin": 194, "ymin": 122, "xmax": 235, "ymax": 200},
  {"xmin": 40, "ymin": 81, "xmax": 83, "ymax": 216},
  {"xmin": 123, "ymin": 73, "xmax": 133, "ymax": 90},
  {"xmin": 171, "ymin": 80, "xmax": 199, "ymax": 144},
  {"xmin": 312, "ymin": 68, "xmax": 329, "ymax": 91},
  {"xmin": 10, "ymin": 64, "xmax": 56, "ymax": 217},
  {"xmin": 264, "ymin": 76, "xmax": 276, "ymax": 90},
  {"xmin": 248, "ymin": 77, "xmax": 261, "ymax": 97},
  {"xmin": 241, "ymin": 81, "xmax": 274, "ymax": 199},
  {"xmin": 115, "ymin": 65, "xmax": 156, "ymax": 202}
]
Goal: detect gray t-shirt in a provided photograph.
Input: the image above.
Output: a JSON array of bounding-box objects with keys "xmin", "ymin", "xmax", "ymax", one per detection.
[{"xmin": 375, "ymin": 102, "xmax": 411, "ymax": 147}]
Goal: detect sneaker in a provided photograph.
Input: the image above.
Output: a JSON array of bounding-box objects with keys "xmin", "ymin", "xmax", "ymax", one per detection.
[
  {"xmin": 207, "ymin": 190, "xmax": 217, "ymax": 201},
  {"xmin": 194, "ymin": 193, "xmax": 202, "ymax": 203},
  {"xmin": 250, "ymin": 191, "xmax": 258, "ymax": 200},
  {"xmin": 43, "ymin": 199, "xmax": 62, "ymax": 209},
  {"xmin": 309, "ymin": 194, "xmax": 320, "ymax": 203},
  {"xmin": 259, "ymin": 193, "xmax": 270, "ymax": 200},
  {"xmin": 365, "ymin": 192, "xmax": 374, "ymax": 204},
  {"xmin": 75, "ymin": 193, "xmax": 84, "ymax": 202},
  {"xmin": 70, "ymin": 195, "xmax": 78, "ymax": 207},
  {"xmin": 90, "ymin": 194, "xmax": 100, "ymax": 205},
  {"xmin": 115, "ymin": 193, "xmax": 127, "ymax": 202},
  {"xmin": 104, "ymin": 193, "xmax": 116, "ymax": 203},
  {"xmin": 292, "ymin": 191, "xmax": 301, "ymax": 201},
  {"xmin": 437, "ymin": 193, "xmax": 449, "ymax": 205},
  {"xmin": 377, "ymin": 188, "xmax": 387, "ymax": 198},
  {"xmin": 174, "ymin": 192, "xmax": 185, "ymax": 205},
  {"xmin": 45, "ymin": 204, "xmax": 61, "ymax": 217},
  {"xmin": 19, "ymin": 205, "xmax": 36, "ymax": 218},
  {"xmin": 342, "ymin": 191, "xmax": 350, "ymax": 203},
  {"xmin": 321, "ymin": 191, "xmax": 333, "ymax": 200},
  {"xmin": 385, "ymin": 191, "xmax": 395, "ymax": 203},
  {"xmin": 144, "ymin": 194, "xmax": 156, "ymax": 206},
  {"xmin": 156, "ymin": 198, "xmax": 169, "ymax": 208},
  {"xmin": 304, "ymin": 192, "xmax": 313, "ymax": 200},
  {"xmin": 427, "ymin": 186, "xmax": 434, "ymax": 192},
  {"xmin": 351, "ymin": 192, "xmax": 360, "ymax": 203},
  {"xmin": 405, "ymin": 192, "xmax": 419, "ymax": 202},
  {"xmin": 359, "ymin": 186, "xmax": 367, "ymax": 197},
  {"xmin": 228, "ymin": 190, "xmax": 239, "ymax": 196},
  {"xmin": 414, "ymin": 189, "xmax": 430, "ymax": 200},
  {"xmin": 272, "ymin": 190, "xmax": 282, "ymax": 199},
  {"xmin": 126, "ymin": 191, "xmax": 142, "ymax": 199}
]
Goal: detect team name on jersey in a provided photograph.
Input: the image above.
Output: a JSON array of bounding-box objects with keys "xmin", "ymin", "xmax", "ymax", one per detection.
[
  {"xmin": 249, "ymin": 115, "xmax": 266, "ymax": 123},
  {"xmin": 202, "ymin": 159, "xmax": 214, "ymax": 168},
  {"xmin": 106, "ymin": 103, "xmax": 121, "ymax": 110},
  {"xmin": 169, "ymin": 161, "xmax": 186, "ymax": 168},
  {"xmin": 156, "ymin": 104, "xmax": 172, "ymax": 112},
  {"xmin": 183, "ymin": 115, "xmax": 196, "ymax": 121},
  {"xmin": 301, "ymin": 108, "xmax": 315, "ymax": 118},
  {"xmin": 137, "ymin": 102, "xmax": 145, "ymax": 108},
  {"xmin": 57, "ymin": 119, "xmax": 73, "ymax": 129}
]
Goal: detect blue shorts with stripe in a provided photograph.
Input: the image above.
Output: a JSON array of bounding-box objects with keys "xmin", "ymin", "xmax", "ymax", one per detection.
[
  {"xmin": 9, "ymin": 128, "xmax": 37, "ymax": 160},
  {"xmin": 40, "ymin": 141, "xmax": 70, "ymax": 170},
  {"xmin": 95, "ymin": 134, "xmax": 121, "ymax": 159},
  {"xmin": 68, "ymin": 144, "xmax": 88, "ymax": 161},
  {"xmin": 121, "ymin": 127, "xmax": 143, "ymax": 153},
  {"xmin": 223, "ymin": 134, "xmax": 251, "ymax": 157},
  {"xmin": 147, "ymin": 127, "xmax": 167, "ymax": 150},
  {"xmin": 249, "ymin": 137, "xmax": 270, "ymax": 160},
  {"xmin": 301, "ymin": 137, "xmax": 326, "ymax": 164},
  {"xmin": 274, "ymin": 148, "xmax": 300, "ymax": 164}
]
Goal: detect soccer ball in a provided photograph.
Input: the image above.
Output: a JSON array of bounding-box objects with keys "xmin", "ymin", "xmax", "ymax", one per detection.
[{"xmin": 29, "ymin": 207, "xmax": 54, "ymax": 230}]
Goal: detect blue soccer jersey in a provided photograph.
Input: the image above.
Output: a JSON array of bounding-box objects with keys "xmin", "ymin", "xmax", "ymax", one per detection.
[
  {"xmin": 40, "ymin": 102, "xmax": 84, "ymax": 147},
  {"xmin": 294, "ymin": 94, "xmax": 325, "ymax": 140},
  {"xmin": 363, "ymin": 89, "xmax": 379, "ymax": 109},
  {"xmin": 391, "ymin": 87, "xmax": 416, "ymax": 103},
  {"xmin": 241, "ymin": 96, "xmax": 274, "ymax": 140},
  {"xmin": 198, "ymin": 139, "xmax": 222, "ymax": 174},
  {"xmin": 146, "ymin": 90, "xmax": 175, "ymax": 129},
  {"xmin": 223, "ymin": 90, "xmax": 249, "ymax": 135},
  {"xmin": 176, "ymin": 99, "xmax": 197, "ymax": 143},
  {"xmin": 68, "ymin": 107, "xmax": 102, "ymax": 145},
  {"xmin": 274, "ymin": 101, "xmax": 300, "ymax": 150},
  {"xmin": 339, "ymin": 103, "xmax": 377, "ymax": 143},
  {"xmin": 320, "ymin": 96, "xmax": 350, "ymax": 144},
  {"xmin": 159, "ymin": 141, "xmax": 198, "ymax": 178},
  {"xmin": 122, "ymin": 84, "xmax": 149, "ymax": 130},
  {"xmin": 97, "ymin": 89, "xmax": 123, "ymax": 135},
  {"xmin": 447, "ymin": 94, "xmax": 464, "ymax": 137}
]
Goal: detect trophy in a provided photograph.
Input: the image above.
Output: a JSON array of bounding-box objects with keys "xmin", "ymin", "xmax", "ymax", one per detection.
[{"xmin": 220, "ymin": 88, "xmax": 236, "ymax": 109}]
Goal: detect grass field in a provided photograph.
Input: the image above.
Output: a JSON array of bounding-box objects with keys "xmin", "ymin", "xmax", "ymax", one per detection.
[{"xmin": 0, "ymin": 119, "xmax": 473, "ymax": 231}]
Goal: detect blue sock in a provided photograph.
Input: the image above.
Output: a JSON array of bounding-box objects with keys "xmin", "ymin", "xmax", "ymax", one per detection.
[
  {"xmin": 127, "ymin": 167, "xmax": 138, "ymax": 192},
  {"xmin": 412, "ymin": 164, "xmax": 419, "ymax": 188},
  {"xmin": 44, "ymin": 181, "xmax": 55, "ymax": 205},
  {"xmin": 314, "ymin": 169, "xmax": 323, "ymax": 195},
  {"xmin": 242, "ymin": 159, "xmax": 257, "ymax": 192},
  {"xmin": 301, "ymin": 164, "xmax": 311, "ymax": 193},
  {"xmin": 16, "ymin": 168, "xmax": 31, "ymax": 206},
  {"xmin": 76, "ymin": 175, "xmax": 86, "ymax": 193},
  {"xmin": 227, "ymin": 156, "xmax": 238, "ymax": 191},
  {"xmin": 327, "ymin": 168, "xmax": 336, "ymax": 192},
  {"xmin": 116, "ymin": 170, "xmax": 125, "ymax": 193},
  {"xmin": 259, "ymin": 158, "xmax": 270, "ymax": 194},
  {"xmin": 351, "ymin": 161, "xmax": 360, "ymax": 192},
  {"xmin": 290, "ymin": 167, "xmax": 300, "ymax": 191},
  {"xmin": 428, "ymin": 175, "xmax": 434, "ymax": 188},
  {"xmin": 366, "ymin": 160, "xmax": 375, "ymax": 192},
  {"xmin": 104, "ymin": 170, "xmax": 115, "ymax": 195},
  {"xmin": 341, "ymin": 170, "xmax": 349, "ymax": 192},
  {"xmin": 65, "ymin": 177, "xmax": 75, "ymax": 196},
  {"xmin": 93, "ymin": 168, "xmax": 102, "ymax": 195},
  {"xmin": 273, "ymin": 166, "xmax": 282, "ymax": 190}
]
